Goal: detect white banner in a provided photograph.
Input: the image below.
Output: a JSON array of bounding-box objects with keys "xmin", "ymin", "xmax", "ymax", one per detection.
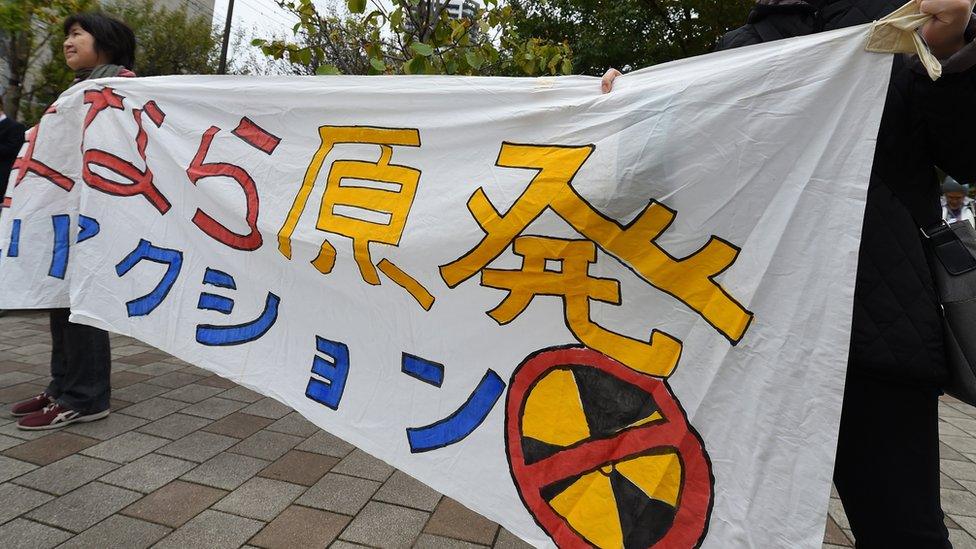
[{"xmin": 1, "ymin": 25, "xmax": 891, "ymax": 548}]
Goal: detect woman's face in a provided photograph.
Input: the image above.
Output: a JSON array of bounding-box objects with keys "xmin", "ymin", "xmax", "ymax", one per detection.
[{"xmin": 63, "ymin": 24, "xmax": 104, "ymax": 71}]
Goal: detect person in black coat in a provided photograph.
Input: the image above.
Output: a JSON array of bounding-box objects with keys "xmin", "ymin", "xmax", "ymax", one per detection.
[
  {"xmin": 0, "ymin": 100, "xmax": 27, "ymax": 200},
  {"xmin": 603, "ymin": 0, "xmax": 976, "ymax": 546}
]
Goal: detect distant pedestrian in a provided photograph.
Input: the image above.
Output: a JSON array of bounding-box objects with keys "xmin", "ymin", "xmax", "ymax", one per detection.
[
  {"xmin": 942, "ymin": 177, "xmax": 975, "ymax": 227},
  {"xmin": 10, "ymin": 12, "xmax": 136, "ymax": 430}
]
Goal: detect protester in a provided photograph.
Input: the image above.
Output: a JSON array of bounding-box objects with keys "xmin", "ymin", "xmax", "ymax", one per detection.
[
  {"xmin": 10, "ymin": 13, "xmax": 136, "ymax": 430},
  {"xmin": 603, "ymin": 0, "xmax": 975, "ymax": 546},
  {"xmin": 942, "ymin": 176, "xmax": 975, "ymax": 226},
  {"xmin": 0, "ymin": 99, "xmax": 26, "ymax": 201}
]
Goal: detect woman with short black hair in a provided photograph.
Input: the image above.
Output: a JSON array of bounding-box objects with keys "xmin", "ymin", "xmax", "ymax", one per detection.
[{"xmin": 11, "ymin": 12, "xmax": 137, "ymax": 430}]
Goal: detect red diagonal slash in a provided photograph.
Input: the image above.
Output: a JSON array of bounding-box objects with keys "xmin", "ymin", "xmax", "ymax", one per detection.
[{"xmin": 506, "ymin": 346, "xmax": 713, "ymax": 549}]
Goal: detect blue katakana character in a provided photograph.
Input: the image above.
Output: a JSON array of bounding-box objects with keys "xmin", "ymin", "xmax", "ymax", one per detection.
[
  {"xmin": 115, "ymin": 239, "xmax": 183, "ymax": 316},
  {"xmin": 402, "ymin": 352, "xmax": 505, "ymax": 453},
  {"xmin": 194, "ymin": 267, "xmax": 280, "ymax": 346},
  {"xmin": 7, "ymin": 219, "xmax": 21, "ymax": 257},
  {"xmin": 305, "ymin": 337, "xmax": 350, "ymax": 410}
]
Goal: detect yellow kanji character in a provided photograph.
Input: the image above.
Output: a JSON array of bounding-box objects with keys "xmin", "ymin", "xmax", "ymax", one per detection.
[
  {"xmin": 441, "ymin": 142, "xmax": 753, "ymax": 376},
  {"xmin": 482, "ymin": 235, "xmax": 683, "ymax": 377},
  {"xmin": 278, "ymin": 126, "xmax": 434, "ymax": 310}
]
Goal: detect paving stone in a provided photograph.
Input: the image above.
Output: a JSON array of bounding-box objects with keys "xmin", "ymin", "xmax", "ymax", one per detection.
[
  {"xmin": 13, "ymin": 454, "xmax": 118, "ymax": 495},
  {"xmin": 494, "ymin": 528, "xmax": 533, "ymax": 549},
  {"xmin": 180, "ymin": 396, "xmax": 247, "ymax": 420},
  {"xmin": 823, "ymin": 515, "xmax": 851, "ymax": 545},
  {"xmin": 0, "ymin": 434, "xmax": 23, "ymax": 451},
  {"xmin": 947, "ymin": 417, "xmax": 976, "ymax": 436},
  {"xmin": 0, "ymin": 483, "xmax": 54, "ymax": 524},
  {"xmin": 180, "ymin": 452, "xmax": 271, "ymax": 490},
  {"xmin": 27, "ymin": 481, "xmax": 141, "ymax": 532},
  {"xmin": 0, "ymin": 420, "xmax": 53, "ymax": 440},
  {"xmin": 296, "ymin": 472, "xmax": 380, "ymax": 515},
  {"xmin": 196, "ymin": 375, "xmax": 237, "ymax": 389},
  {"xmin": 154, "ymin": 510, "xmax": 264, "ymax": 549},
  {"xmin": 425, "ymin": 498, "xmax": 498, "ymax": 545},
  {"xmin": 7, "ymin": 342, "xmax": 52, "ymax": 356},
  {"xmin": 156, "ymin": 431, "xmax": 238, "ymax": 462},
  {"xmin": 64, "ymin": 412, "xmax": 147, "ymax": 441},
  {"xmin": 100, "ymin": 453, "xmax": 197, "ymax": 493},
  {"xmin": 110, "ymin": 382, "xmax": 169, "ymax": 403},
  {"xmin": 267, "ymin": 412, "xmax": 320, "ymax": 437},
  {"xmin": 258, "ymin": 450, "xmax": 339, "ymax": 486},
  {"xmin": 3, "ymin": 432, "xmax": 98, "ymax": 465},
  {"xmin": 944, "ymin": 488, "xmax": 976, "ymax": 517},
  {"xmin": 0, "ymin": 518, "xmax": 71, "ymax": 548},
  {"xmin": 374, "ymin": 470, "xmax": 442, "ymax": 512},
  {"xmin": 119, "ymin": 397, "xmax": 188, "ymax": 421},
  {"xmin": 955, "ymin": 515, "xmax": 976, "ymax": 538},
  {"xmin": 160, "ymin": 384, "xmax": 225, "ymax": 403},
  {"xmin": 250, "ymin": 505, "xmax": 351, "ymax": 549},
  {"xmin": 942, "ymin": 422, "xmax": 971, "ymax": 438},
  {"xmin": 944, "ymin": 436, "xmax": 976, "ymax": 455},
  {"xmin": 230, "ymin": 430, "xmax": 304, "ymax": 461},
  {"xmin": 0, "ymin": 371, "xmax": 43, "ymax": 388},
  {"xmin": 415, "ymin": 534, "xmax": 489, "ymax": 548},
  {"xmin": 213, "ymin": 477, "xmax": 306, "ymax": 521},
  {"xmin": 129, "ymin": 362, "xmax": 185, "ymax": 377},
  {"xmin": 179, "ymin": 365, "xmax": 213, "ymax": 377},
  {"xmin": 945, "ymin": 460, "xmax": 976, "ymax": 482},
  {"xmin": 332, "ymin": 449, "xmax": 395, "ymax": 482},
  {"xmin": 137, "ymin": 413, "xmax": 212, "ymax": 440},
  {"xmin": 220, "ymin": 385, "xmax": 265, "ymax": 403},
  {"xmin": 942, "ymin": 441, "xmax": 970, "ymax": 462},
  {"xmin": 827, "ymin": 498, "xmax": 849, "ymax": 530},
  {"xmin": 57, "ymin": 514, "xmax": 170, "ymax": 549},
  {"xmin": 296, "ymin": 430, "xmax": 355, "ymax": 458},
  {"xmin": 110, "ymin": 371, "xmax": 153, "ymax": 389},
  {"xmin": 0, "ymin": 382, "xmax": 48, "ymax": 406},
  {"xmin": 961, "ymin": 480, "xmax": 976, "ymax": 495},
  {"xmin": 946, "ymin": 472, "xmax": 967, "ymax": 491},
  {"xmin": 122, "ymin": 351, "xmax": 171, "ymax": 366},
  {"xmin": 146, "ymin": 371, "xmax": 206, "ymax": 389},
  {"xmin": 950, "ymin": 528, "xmax": 976, "ymax": 549},
  {"xmin": 203, "ymin": 412, "xmax": 273, "ymax": 439},
  {"xmin": 330, "ymin": 542, "xmax": 371, "ymax": 549},
  {"xmin": 80, "ymin": 431, "xmax": 170, "ymax": 463},
  {"xmin": 122, "ymin": 480, "xmax": 227, "ymax": 528},
  {"xmin": 0, "ymin": 454, "xmax": 37, "ymax": 483},
  {"xmin": 339, "ymin": 501, "xmax": 428, "ymax": 548},
  {"xmin": 111, "ymin": 344, "xmax": 156, "ymax": 357},
  {"xmin": 242, "ymin": 397, "xmax": 294, "ymax": 419}
]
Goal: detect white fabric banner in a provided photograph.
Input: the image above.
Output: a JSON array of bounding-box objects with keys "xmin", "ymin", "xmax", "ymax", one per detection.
[{"xmin": 0, "ymin": 25, "xmax": 891, "ymax": 548}]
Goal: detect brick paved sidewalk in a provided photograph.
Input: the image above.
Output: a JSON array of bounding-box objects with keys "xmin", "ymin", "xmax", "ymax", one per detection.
[{"xmin": 1, "ymin": 310, "xmax": 976, "ymax": 548}]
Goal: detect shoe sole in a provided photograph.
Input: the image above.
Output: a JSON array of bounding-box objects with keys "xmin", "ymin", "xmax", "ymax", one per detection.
[{"xmin": 17, "ymin": 409, "xmax": 111, "ymax": 431}]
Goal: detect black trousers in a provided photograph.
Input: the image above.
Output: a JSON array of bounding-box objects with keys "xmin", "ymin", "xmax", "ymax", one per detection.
[
  {"xmin": 46, "ymin": 308, "xmax": 111, "ymax": 414},
  {"xmin": 833, "ymin": 372, "xmax": 950, "ymax": 548}
]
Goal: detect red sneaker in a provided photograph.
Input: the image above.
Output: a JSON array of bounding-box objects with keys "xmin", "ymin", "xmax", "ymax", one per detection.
[
  {"xmin": 10, "ymin": 393, "xmax": 53, "ymax": 417},
  {"xmin": 17, "ymin": 403, "xmax": 109, "ymax": 431}
]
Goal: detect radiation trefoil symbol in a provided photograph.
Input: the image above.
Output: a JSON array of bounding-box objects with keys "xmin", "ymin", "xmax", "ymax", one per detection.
[{"xmin": 505, "ymin": 346, "xmax": 713, "ymax": 549}]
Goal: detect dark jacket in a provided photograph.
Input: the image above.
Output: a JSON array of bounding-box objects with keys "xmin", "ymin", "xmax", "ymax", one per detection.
[
  {"xmin": 719, "ymin": 0, "xmax": 976, "ymax": 384},
  {"xmin": 0, "ymin": 115, "xmax": 27, "ymax": 199}
]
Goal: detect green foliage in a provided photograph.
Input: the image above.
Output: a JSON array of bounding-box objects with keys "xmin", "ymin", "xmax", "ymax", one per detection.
[
  {"xmin": 509, "ymin": 0, "xmax": 755, "ymax": 75},
  {"xmin": 0, "ymin": 0, "xmax": 94, "ymax": 122},
  {"xmin": 104, "ymin": 0, "xmax": 221, "ymax": 77},
  {"xmin": 255, "ymin": 0, "xmax": 574, "ymax": 77},
  {"xmin": 1, "ymin": 0, "xmax": 220, "ymax": 124}
]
